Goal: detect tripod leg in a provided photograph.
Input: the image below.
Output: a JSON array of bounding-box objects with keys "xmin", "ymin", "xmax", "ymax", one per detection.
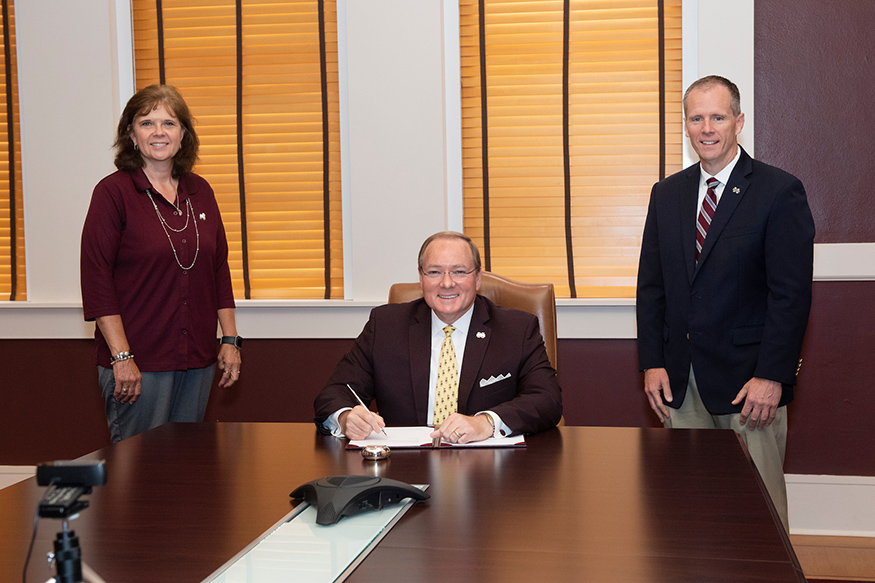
[{"xmin": 81, "ymin": 561, "xmax": 109, "ymax": 583}]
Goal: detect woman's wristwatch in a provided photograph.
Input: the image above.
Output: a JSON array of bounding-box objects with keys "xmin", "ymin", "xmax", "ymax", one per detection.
[{"xmin": 220, "ymin": 335, "xmax": 244, "ymax": 349}]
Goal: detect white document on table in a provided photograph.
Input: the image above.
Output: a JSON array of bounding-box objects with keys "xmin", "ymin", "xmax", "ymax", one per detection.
[{"xmin": 346, "ymin": 426, "xmax": 525, "ymax": 449}]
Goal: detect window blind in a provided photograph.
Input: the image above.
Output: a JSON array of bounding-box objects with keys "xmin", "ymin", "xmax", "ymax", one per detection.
[
  {"xmin": 133, "ymin": 0, "xmax": 342, "ymax": 299},
  {"xmin": 0, "ymin": 0, "xmax": 23, "ymax": 301},
  {"xmin": 461, "ymin": 0, "xmax": 682, "ymax": 298}
]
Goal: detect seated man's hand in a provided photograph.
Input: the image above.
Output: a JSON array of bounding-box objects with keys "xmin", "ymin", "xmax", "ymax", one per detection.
[
  {"xmin": 429, "ymin": 413, "xmax": 493, "ymax": 444},
  {"xmin": 339, "ymin": 405, "xmax": 385, "ymax": 440}
]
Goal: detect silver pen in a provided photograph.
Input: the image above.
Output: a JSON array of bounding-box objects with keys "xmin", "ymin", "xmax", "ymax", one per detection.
[{"xmin": 346, "ymin": 384, "xmax": 388, "ymax": 436}]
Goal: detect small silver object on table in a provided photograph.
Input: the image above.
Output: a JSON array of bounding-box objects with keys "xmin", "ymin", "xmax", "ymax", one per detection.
[{"xmin": 361, "ymin": 445, "xmax": 391, "ymax": 461}]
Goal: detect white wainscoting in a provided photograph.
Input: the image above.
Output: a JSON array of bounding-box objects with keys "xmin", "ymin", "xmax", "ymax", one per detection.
[{"xmin": 788, "ymin": 474, "xmax": 875, "ymax": 537}]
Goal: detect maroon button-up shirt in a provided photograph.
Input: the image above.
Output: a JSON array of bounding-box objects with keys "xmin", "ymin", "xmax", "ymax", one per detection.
[{"xmin": 81, "ymin": 168, "xmax": 236, "ymax": 371}]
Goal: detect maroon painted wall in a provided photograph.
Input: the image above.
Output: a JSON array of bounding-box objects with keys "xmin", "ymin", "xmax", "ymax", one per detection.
[
  {"xmin": 0, "ymin": 340, "xmax": 109, "ymax": 464},
  {"xmin": 2, "ymin": 281, "xmax": 872, "ymax": 475},
  {"xmin": 791, "ymin": 282, "xmax": 875, "ymax": 475},
  {"xmin": 755, "ymin": 0, "xmax": 875, "ymax": 243}
]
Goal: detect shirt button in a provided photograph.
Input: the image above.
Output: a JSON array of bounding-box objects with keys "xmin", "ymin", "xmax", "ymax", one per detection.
[{"xmin": 182, "ymin": 239, "xmax": 187, "ymax": 244}]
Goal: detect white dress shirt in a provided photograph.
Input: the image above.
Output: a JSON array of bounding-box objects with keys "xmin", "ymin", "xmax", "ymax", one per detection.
[{"xmin": 696, "ymin": 145, "xmax": 742, "ymax": 215}]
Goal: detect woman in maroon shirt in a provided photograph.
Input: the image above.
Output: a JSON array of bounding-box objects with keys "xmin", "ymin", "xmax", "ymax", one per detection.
[{"xmin": 81, "ymin": 85, "xmax": 241, "ymax": 443}]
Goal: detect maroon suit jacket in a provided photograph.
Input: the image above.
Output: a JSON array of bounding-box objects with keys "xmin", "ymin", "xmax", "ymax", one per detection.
[{"xmin": 315, "ymin": 295, "xmax": 562, "ymax": 434}]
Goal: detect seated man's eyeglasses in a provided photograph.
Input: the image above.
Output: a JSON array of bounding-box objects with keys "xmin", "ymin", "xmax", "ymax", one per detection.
[{"xmin": 422, "ymin": 269, "xmax": 477, "ymax": 281}]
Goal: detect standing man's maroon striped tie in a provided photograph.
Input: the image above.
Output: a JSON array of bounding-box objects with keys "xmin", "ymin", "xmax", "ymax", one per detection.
[{"xmin": 696, "ymin": 177, "xmax": 719, "ymax": 261}]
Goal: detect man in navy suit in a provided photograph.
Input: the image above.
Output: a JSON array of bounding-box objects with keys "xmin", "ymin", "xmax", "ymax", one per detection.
[
  {"xmin": 315, "ymin": 231, "xmax": 562, "ymax": 443},
  {"xmin": 636, "ymin": 76, "xmax": 814, "ymax": 530}
]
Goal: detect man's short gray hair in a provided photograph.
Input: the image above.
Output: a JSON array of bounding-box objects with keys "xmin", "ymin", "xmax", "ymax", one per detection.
[{"xmin": 683, "ymin": 75, "xmax": 741, "ymax": 116}]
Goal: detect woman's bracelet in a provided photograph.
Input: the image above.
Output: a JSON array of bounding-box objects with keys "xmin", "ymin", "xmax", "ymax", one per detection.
[{"xmin": 110, "ymin": 351, "xmax": 135, "ymax": 366}]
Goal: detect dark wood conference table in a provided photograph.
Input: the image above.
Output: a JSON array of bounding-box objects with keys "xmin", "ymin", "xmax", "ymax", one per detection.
[{"xmin": 2, "ymin": 423, "xmax": 805, "ymax": 583}]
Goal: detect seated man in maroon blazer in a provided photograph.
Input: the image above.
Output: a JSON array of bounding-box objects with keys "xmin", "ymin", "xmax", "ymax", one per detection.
[{"xmin": 315, "ymin": 231, "xmax": 562, "ymax": 443}]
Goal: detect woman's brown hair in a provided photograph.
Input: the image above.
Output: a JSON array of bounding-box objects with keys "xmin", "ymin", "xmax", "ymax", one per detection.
[{"xmin": 113, "ymin": 84, "xmax": 199, "ymax": 178}]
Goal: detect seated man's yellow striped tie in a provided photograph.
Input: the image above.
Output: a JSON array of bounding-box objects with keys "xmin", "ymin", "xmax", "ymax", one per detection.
[{"xmin": 433, "ymin": 325, "xmax": 458, "ymax": 426}]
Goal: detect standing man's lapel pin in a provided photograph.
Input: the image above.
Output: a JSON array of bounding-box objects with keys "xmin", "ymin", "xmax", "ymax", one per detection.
[
  {"xmin": 476, "ymin": 331, "xmax": 486, "ymax": 339},
  {"xmin": 732, "ymin": 186, "xmax": 741, "ymax": 194}
]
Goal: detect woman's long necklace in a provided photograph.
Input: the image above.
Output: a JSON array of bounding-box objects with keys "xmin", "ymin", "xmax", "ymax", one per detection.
[{"xmin": 146, "ymin": 189, "xmax": 199, "ymax": 270}]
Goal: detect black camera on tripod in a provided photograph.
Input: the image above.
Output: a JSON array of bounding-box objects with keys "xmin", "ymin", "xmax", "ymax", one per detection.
[
  {"xmin": 35, "ymin": 460, "xmax": 107, "ymax": 583},
  {"xmin": 37, "ymin": 460, "xmax": 107, "ymax": 518}
]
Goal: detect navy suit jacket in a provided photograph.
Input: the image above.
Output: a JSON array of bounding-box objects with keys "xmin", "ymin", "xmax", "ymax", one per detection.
[
  {"xmin": 636, "ymin": 147, "xmax": 815, "ymax": 414},
  {"xmin": 315, "ymin": 295, "xmax": 562, "ymax": 434}
]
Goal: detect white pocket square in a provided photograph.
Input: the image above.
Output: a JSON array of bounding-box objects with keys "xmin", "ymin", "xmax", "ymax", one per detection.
[{"xmin": 480, "ymin": 373, "xmax": 511, "ymax": 387}]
